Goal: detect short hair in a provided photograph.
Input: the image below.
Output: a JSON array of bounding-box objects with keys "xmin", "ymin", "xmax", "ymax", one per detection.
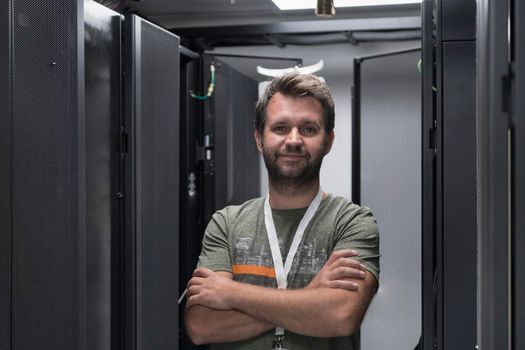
[{"xmin": 254, "ymin": 73, "xmax": 335, "ymax": 134}]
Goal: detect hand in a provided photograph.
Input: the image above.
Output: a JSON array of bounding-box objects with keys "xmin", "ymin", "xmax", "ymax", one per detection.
[
  {"xmin": 186, "ymin": 268, "xmax": 236, "ymax": 310},
  {"xmin": 307, "ymin": 249, "xmax": 366, "ymax": 291}
]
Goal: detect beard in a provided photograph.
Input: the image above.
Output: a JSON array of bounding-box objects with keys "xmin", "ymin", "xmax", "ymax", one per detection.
[{"xmin": 262, "ymin": 141, "xmax": 327, "ymax": 196}]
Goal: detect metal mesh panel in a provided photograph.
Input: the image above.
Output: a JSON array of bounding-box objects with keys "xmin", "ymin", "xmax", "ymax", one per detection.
[
  {"xmin": 11, "ymin": 0, "xmax": 81, "ymax": 348},
  {"xmin": 0, "ymin": 2, "xmax": 12, "ymax": 348},
  {"xmin": 358, "ymin": 51, "xmax": 421, "ymax": 350},
  {"xmin": 137, "ymin": 19, "xmax": 180, "ymax": 350}
]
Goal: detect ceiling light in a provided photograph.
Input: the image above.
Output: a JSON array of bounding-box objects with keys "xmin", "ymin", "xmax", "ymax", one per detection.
[
  {"xmin": 272, "ymin": 0, "xmax": 422, "ymax": 11},
  {"xmin": 316, "ymin": 0, "xmax": 335, "ymax": 17}
]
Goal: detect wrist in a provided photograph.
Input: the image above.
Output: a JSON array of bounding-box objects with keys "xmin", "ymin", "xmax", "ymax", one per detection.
[{"xmin": 224, "ymin": 278, "xmax": 239, "ymax": 308}]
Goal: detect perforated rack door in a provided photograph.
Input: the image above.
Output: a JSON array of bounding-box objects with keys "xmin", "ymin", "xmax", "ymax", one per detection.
[
  {"xmin": 124, "ymin": 14, "xmax": 181, "ymax": 350},
  {"xmin": 6, "ymin": 0, "xmax": 85, "ymax": 349},
  {"xmin": 0, "ymin": 2, "xmax": 12, "ymax": 348}
]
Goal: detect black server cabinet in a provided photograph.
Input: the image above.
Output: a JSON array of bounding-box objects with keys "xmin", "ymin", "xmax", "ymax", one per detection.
[
  {"xmin": 124, "ymin": 14, "xmax": 181, "ymax": 350},
  {"xmin": 201, "ymin": 54, "xmax": 260, "ymax": 223},
  {"xmin": 435, "ymin": 1, "xmax": 477, "ymax": 349},
  {"xmin": 1, "ymin": 0, "xmax": 86, "ymax": 349},
  {"xmin": 421, "ymin": 1, "xmax": 477, "ymax": 349},
  {"xmin": 2, "ymin": 3, "xmax": 182, "ymax": 349}
]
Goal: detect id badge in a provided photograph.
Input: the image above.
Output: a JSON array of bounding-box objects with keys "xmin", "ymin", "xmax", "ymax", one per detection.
[{"xmin": 272, "ymin": 334, "xmax": 288, "ymax": 350}]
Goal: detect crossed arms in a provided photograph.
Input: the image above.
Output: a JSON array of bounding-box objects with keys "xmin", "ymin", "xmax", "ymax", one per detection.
[{"xmin": 185, "ymin": 249, "xmax": 378, "ymax": 345}]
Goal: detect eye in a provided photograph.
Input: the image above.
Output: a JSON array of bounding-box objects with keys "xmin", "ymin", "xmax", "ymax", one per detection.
[
  {"xmin": 301, "ymin": 126, "xmax": 317, "ymax": 135},
  {"xmin": 272, "ymin": 125, "xmax": 287, "ymax": 134}
]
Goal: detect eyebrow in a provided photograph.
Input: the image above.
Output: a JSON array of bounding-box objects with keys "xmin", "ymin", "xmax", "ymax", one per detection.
[{"xmin": 268, "ymin": 119, "xmax": 322, "ymax": 126}]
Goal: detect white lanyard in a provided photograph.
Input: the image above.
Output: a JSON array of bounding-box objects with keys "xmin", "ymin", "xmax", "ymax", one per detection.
[{"xmin": 264, "ymin": 187, "xmax": 323, "ymax": 337}]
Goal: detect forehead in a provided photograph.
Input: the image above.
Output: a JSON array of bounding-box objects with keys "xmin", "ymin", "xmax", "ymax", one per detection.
[{"xmin": 266, "ymin": 92, "xmax": 324, "ymax": 125}]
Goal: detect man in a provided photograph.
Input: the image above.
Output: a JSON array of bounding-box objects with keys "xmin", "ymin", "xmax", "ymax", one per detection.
[{"xmin": 185, "ymin": 73, "xmax": 380, "ymax": 349}]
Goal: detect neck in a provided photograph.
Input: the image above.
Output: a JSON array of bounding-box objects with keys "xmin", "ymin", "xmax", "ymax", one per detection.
[{"xmin": 268, "ymin": 178, "xmax": 321, "ymax": 209}]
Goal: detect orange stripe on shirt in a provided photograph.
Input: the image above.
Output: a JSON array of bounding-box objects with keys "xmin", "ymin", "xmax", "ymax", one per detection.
[{"xmin": 232, "ymin": 264, "xmax": 276, "ymax": 278}]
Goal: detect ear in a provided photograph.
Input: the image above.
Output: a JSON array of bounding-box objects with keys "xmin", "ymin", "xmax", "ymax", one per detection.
[
  {"xmin": 254, "ymin": 129, "xmax": 263, "ymax": 154},
  {"xmin": 324, "ymin": 130, "xmax": 335, "ymax": 155}
]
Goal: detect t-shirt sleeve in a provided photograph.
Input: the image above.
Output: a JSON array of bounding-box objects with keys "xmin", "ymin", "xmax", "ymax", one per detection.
[
  {"xmin": 333, "ymin": 204, "xmax": 380, "ymax": 283},
  {"xmin": 196, "ymin": 210, "xmax": 233, "ymax": 273}
]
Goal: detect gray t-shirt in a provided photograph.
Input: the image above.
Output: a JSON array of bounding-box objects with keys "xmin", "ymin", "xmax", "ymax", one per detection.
[{"xmin": 197, "ymin": 194, "xmax": 380, "ymax": 350}]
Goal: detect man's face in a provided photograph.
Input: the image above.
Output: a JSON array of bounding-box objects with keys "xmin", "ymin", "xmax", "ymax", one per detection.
[{"xmin": 254, "ymin": 92, "xmax": 334, "ymax": 185}]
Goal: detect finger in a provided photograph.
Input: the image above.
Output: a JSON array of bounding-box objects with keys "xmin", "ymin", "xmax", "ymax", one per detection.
[
  {"xmin": 187, "ymin": 277, "xmax": 205, "ymax": 288},
  {"xmin": 327, "ymin": 249, "xmax": 358, "ymax": 265},
  {"xmin": 331, "ymin": 266, "xmax": 366, "ymax": 280},
  {"xmin": 331, "ymin": 257, "xmax": 366, "ymax": 271},
  {"xmin": 187, "ymin": 285, "xmax": 201, "ymax": 298},
  {"xmin": 329, "ymin": 280, "xmax": 360, "ymax": 291},
  {"xmin": 192, "ymin": 267, "xmax": 213, "ymax": 277},
  {"xmin": 186, "ymin": 295, "xmax": 199, "ymax": 307}
]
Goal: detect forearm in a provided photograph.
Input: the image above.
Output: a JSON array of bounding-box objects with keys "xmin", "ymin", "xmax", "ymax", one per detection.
[
  {"xmin": 227, "ymin": 273, "xmax": 376, "ymax": 337},
  {"xmin": 227, "ymin": 285, "xmax": 350, "ymax": 337},
  {"xmin": 185, "ymin": 305, "xmax": 274, "ymax": 345}
]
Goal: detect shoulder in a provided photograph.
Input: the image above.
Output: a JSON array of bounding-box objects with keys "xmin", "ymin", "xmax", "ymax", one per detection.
[
  {"xmin": 321, "ymin": 194, "xmax": 373, "ymax": 219},
  {"xmin": 212, "ymin": 197, "xmax": 265, "ymax": 226},
  {"xmin": 320, "ymin": 194, "xmax": 378, "ymax": 233}
]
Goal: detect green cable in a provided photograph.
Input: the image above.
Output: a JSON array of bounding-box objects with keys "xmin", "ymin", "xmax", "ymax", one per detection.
[{"xmin": 190, "ymin": 63, "xmax": 216, "ymax": 100}]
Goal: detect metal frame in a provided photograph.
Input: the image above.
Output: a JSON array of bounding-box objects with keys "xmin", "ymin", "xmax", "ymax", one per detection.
[
  {"xmin": 180, "ymin": 45, "xmax": 199, "ymax": 61},
  {"xmin": 209, "ymin": 53, "xmax": 301, "ymax": 63},
  {"xmin": 351, "ymin": 47, "xmax": 421, "ymax": 205},
  {"xmin": 124, "ymin": 15, "xmax": 140, "ymax": 350},
  {"xmin": 513, "ymin": 0, "xmax": 525, "ymax": 347},
  {"xmin": 178, "ymin": 54, "xmax": 205, "ymax": 350},
  {"xmin": 434, "ymin": 2, "xmax": 444, "ymax": 347},
  {"xmin": 172, "ymin": 16, "xmax": 421, "ymax": 38},
  {"xmin": 477, "ymin": 0, "xmax": 511, "ymax": 348},
  {"xmin": 420, "ymin": 1, "xmax": 436, "ymax": 349},
  {"xmin": 84, "ymin": 3, "xmax": 122, "ymax": 349}
]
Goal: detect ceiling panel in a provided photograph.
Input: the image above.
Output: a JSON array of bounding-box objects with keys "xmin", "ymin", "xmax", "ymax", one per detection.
[{"xmin": 115, "ymin": 0, "xmax": 420, "ymax": 29}]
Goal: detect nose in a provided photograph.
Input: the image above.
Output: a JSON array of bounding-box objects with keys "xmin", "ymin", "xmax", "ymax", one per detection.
[{"xmin": 285, "ymin": 127, "xmax": 303, "ymax": 146}]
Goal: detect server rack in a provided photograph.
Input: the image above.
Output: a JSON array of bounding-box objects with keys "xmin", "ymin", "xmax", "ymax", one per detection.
[
  {"xmin": 1, "ymin": 0, "xmax": 86, "ymax": 348},
  {"xmin": 434, "ymin": 1, "xmax": 478, "ymax": 349},
  {"xmin": 1, "ymin": 3, "xmax": 182, "ymax": 349},
  {"xmin": 200, "ymin": 54, "xmax": 261, "ymax": 222}
]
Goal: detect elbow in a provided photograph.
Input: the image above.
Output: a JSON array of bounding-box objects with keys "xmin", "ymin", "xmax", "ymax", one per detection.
[
  {"xmin": 186, "ymin": 320, "xmax": 206, "ymax": 345},
  {"xmin": 333, "ymin": 309, "xmax": 364, "ymax": 337},
  {"xmin": 185, "ymin": 310, "xmax": 208, "ymax": 345}
]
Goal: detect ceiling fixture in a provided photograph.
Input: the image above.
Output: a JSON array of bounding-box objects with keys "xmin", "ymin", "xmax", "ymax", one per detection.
[
  {"xmin": 272, "ymin": 0, "xmax": 422, "ymax": 11},
  {"xmin": 316, "ymin": 0, "xmax": 335, "ymax": 17}
]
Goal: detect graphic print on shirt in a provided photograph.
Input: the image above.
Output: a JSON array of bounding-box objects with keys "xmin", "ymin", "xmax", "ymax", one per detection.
[{"xmin": 232, "ymin": 236, "xmax": 329, "ymax": 287}]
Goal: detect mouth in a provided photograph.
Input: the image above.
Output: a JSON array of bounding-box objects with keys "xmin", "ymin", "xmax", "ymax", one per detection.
[{"xmin": 278, "ymin": 154, "xmax": 307, "ymax": 160}]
